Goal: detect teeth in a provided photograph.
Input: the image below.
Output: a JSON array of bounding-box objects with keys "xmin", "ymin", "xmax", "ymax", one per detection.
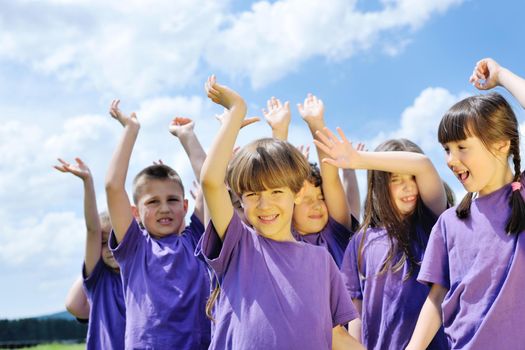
[
  {"xmin": 159, "ymin": 218, "xmax": 172, "ymax": 224},
  {"xmin": 259, "ymin": 214, "xmax": 277, "ymax": 221}
]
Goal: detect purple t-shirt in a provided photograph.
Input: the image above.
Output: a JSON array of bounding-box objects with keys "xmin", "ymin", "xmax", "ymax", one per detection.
[
  {"xmin": 342, "ymin": 221, "xmax": 448, "ymax": 350},
  {"xmin": 199, "ymin": 212, "xmax": 358, "ymax": 350},
  {"xmin": 292, "ymin": 215, "xmax": 357, "ymax": 268},
  {"xmin": 110, "ymin": 214, "xmax": 211, "ymax": 349},
  {"xmin": 83, "ymin": 259, "xmax": 126, "ymax": 350},
  {"xmin": 419, "ymin": 174, "xmax": 525, "ymax": 349}
]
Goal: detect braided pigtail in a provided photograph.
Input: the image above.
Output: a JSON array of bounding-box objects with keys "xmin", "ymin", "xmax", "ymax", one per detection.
[
  {"xmin": 456, "ymin": 192, "xmax": 474, "ymax": 219},
  {"xmin": 506, "ymin": 143, "xmax": 525, "ymax": 234}
]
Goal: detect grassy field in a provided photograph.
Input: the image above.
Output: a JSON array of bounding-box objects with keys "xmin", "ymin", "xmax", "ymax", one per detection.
[{"xmin": 20, "ymin": 344, "xmax": 85, "ymax": 350}]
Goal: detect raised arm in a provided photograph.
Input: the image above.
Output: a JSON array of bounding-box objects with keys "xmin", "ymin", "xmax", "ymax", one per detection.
[
  {"xmin": 169, "ymin": 117, "xmax": 206, "ymax": 223},
  {"xmin": 105, "ymin": 99, "xmax": 140, "ymax": 243},
  {"xmin": 54, "ymin": 158, "xmax": 101, "ymax": 276},
  {"xmin": 200, "ymin": 76, "xmax": 247, "ymax": 239},
  {"xmin": 315, "ymin": 127, "xmax": 447, "ymax": 217},
  {"xmin": 299, "ymin": 94, "xmax": 350, "ymax": 228},
  {"xmin": 406, "ymin": 283, "xmax": 448, "ymax": 350},
  {"xmin": 65, "ymin": 276, "xmax": 90, "ymax": 320},
  {"xmin": 263, "ymin": 96, "xmax": 291, "ymax": 141},
  {"xmin": 470, "ymin": 58, "xmax": 525, "ymax": 108},
  {"xmin": 342, "ymin": 143, "xmax": 365, "ymax": 220},
  {"xmin": 169, "ymin": 117, "xmax": 206, "ymax": 181}
]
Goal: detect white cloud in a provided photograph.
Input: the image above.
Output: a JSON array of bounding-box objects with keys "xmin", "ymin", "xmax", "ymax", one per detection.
[
  {"xmin": 206, "ymin": 0, "xmax": 463, "ymax": 88},
  {"xmin": 0, "ymin": 0, "xmax": 463, "ymax": 95}
]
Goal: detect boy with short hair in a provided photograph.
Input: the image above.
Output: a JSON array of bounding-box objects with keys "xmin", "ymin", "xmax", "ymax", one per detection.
[{"xmin": 105, "ymin": 99, "xmax": 210, "ymax": 349}]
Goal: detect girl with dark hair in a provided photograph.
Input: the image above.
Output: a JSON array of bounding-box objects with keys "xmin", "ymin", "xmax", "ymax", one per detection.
[
  {"xmin": 407, "ymin": 58, "xmax": 525, "ymax": 349},
  {"xmin": 315, "ymin": 132, "xmax": 448, "ymax": 350}
]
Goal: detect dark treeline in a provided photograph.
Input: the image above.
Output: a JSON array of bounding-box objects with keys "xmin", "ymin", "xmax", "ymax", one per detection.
[{"xmin": 0, "ymin": 317, "xmax": 86, "ymax": 343}]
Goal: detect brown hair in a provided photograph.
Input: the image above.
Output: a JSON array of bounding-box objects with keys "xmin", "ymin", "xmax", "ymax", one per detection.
[
  {"xmin": 132, "ymin": 164, "xmax": 185, "ymax": 205},
  {"xmin": 438, "ymin": 92, "xmax": 524, "ymax": 234},
  {"xmin": 206, "ymin": 138, "xmax": 310, "ymax": 321},
  {"xmin": 358, "ymin": 138, "xmax": 436, "ymax": 280},
  {"xmin": 227, "ymin": 138, "xmax": 310, "ymax": 197}
]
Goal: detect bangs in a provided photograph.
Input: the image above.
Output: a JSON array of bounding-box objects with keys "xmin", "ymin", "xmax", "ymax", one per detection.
[
  {"xmin": 227, "ymin": 138, "xmax": 309, "ymax": 196},
  {"xmin": 438, "ymin": 98, "xmax": 476, "ymax": 144}
]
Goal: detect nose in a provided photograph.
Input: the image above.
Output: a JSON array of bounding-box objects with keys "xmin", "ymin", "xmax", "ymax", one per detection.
[
  {"xmin": 446, "ymin": 150, "xmax": 458, "ymax": 168},
  {"xmin": 159, "ymin": 201, "xmax": 170, "ymax": 213},
  {"xmin": 257, "ymin": 194, "xmax": 271, "ymax": 209}
]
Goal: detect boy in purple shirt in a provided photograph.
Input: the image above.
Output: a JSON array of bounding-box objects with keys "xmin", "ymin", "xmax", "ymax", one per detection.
[
  {"xmin": 408, "ymin": 58, "xmax": 525, "ymax": 349},
  {"xmin": 105, "ymin": 100, "xmax": 210, "ymax": 349},
  {"xmin": 199, "ymin": 75, "xmax": 363, "ymax": 349},
  {"xmin": 55, "ymin": 158, "xmax": 125, "ymax": 350}
]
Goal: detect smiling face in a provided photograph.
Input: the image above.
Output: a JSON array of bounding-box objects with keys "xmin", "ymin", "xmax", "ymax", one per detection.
[
  {"xmin": 135, "ymin": 179, "xmax": 188, "ymax": 238},
  {"xmin": 443, "ymin": 136, "xmax": 510, "ymax": 196},
  {"xmin": 241, "ymin": 186, "xmax": 302, "ymax": 241},
  {"xmin": 292, "ymin": 181, "xmax": 328, "ymax": 235},
  {"xmin": 388, "ymin": 173, "xmax": 419, "ymax": 217}
]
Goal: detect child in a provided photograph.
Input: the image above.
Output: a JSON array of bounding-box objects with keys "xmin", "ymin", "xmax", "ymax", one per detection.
[
  {"xmin": 407, "ymin": 58, "xmax": 525, "ymax": 349},
  {"xmin": 105, "ymin": 100, "xmax": 210, "ymax": 349},
  {"xmin": 262, "ymin": 94, "xmax": 359, "ymax": 267},
  {"xmin": 314, "ymin": 132, "xmax": 448, "ymax": 350},
  {"xmin": 199, "ymin": 75, "xmax": 364, "ymax": 349},
  {"xmin": 54, "ymin": 158, "xmax": 125, "ymax": 350}
]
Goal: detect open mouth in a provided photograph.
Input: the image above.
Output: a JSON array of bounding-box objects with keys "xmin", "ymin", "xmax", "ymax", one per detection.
[
  {"xmin": 456, "ymin": 170, "xmax": 470, "ymax": 183},
  {"xmin": 401, "ymin": 195, "xmax": 417, "ymax": 203},
  {"xmin": 158, "ymin": 218, "xmax": 173, "ymax": 225},
  {"xmin": 258, "ymin": 214, "xmax": 278, "ymax": 224}
]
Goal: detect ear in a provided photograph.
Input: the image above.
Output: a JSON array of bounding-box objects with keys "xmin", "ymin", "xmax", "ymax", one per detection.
[
  {"xmin": 131, "ymin": 205, "xmax": 140, "ymax": 220},
  {"xmin": 183, "ymin": 198, "xmax": 189, "ymax": 213},
  {"xmin": 294, "ymin": 181, "xmax": 307, "ymax": 205},
  {"xmin": 494, "ymin": 139, "xmax": 511, "ymax": 156}
]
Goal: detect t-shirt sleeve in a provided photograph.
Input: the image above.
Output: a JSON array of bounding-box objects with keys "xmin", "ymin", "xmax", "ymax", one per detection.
[
  {"xmin": 326, "ymin": 216, "xmax": 354, "ymax": 245},
  {"xmin": 329, "ymin": 255, "xmax": 359, "ymax": 326},
  {"xmin": 200, "ymin": 212, "xmax": 244, "ymax": 278},
  {"xmin": 185, "ymin": 213, "xmax": 205, "ymax": 246},
  {"xmin": 83, "ymin": 259, "xmax": 104, "ymax": 296},
  {"xmin": 340, "ymin": 234, "xmax": 363, "ymax": 300},
  {"xmin": 109, "ymin": 219, "xmax": 143, "ymax": 269},
  {"xmin": 417, "ymin": 216, "xmax": 450, "ymax": 288}
]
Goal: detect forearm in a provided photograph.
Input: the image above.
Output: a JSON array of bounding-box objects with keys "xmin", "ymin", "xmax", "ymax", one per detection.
[
  {"xmin": 498, "ymin": 67, "xmax": 525, "ymax": 109},
  {"xmin": 322, "ymin": 163, "xmax": 350, "ymax": 227},
  {"xmin": 105, "ymin": 125, "xmax": 139, "ymax": 191},
  {"xmin": 177, "ymin": 131, "xmax": 206, "ymax": 181},
  {"xmin": 271, "ymin": 126, "xmax": 288, "ymax": 141},
  {"xmin": 332, "ymin": 325, "xmax": 365, "ymax": 350},
  {"xmin": 65, "ymin": 276, "xmax": 90, "ymax": 320},
  {"xmin": 342, "ymin": 169, "xmax": 361, "ymax": 219},
  {"xmin": 83, "ymin": 177, "xmax": 102, "ymax": 275},
  {"xmin": 406, "ymin": 284, "xmax": 447, "ymax": 350}
]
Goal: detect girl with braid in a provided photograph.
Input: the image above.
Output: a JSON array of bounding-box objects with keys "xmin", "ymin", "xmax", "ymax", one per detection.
[{"xmin": 407, "ymin": 58, "xmax": 525, "ymax": 349}]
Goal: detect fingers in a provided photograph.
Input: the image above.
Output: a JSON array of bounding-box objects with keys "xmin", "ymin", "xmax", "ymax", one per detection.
[
  {"xmin": 241, "ymin": 117, "xmax": 260, "ymax": 128},
  {"xmin": 109, "ymin": 99, "xmax": 120, "ymax": 118},
  {"xmin": 205, "ymin": 75, "xmax": 221, "ymax": 102}
]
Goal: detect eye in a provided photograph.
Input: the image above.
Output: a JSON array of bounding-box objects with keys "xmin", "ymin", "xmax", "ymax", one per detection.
[
  {"xmin": 168, "ymin": 197, "xmax": 180, "ymax": 202},
  {"xmin": 147, "ymin": 199, "xmax": 159, "ymax": 205},
  {"xmin": 442, "ymin": 146, "xmax": 450, "ymax": 154},
  {"xmin": 272, "ymin": 189, "xmax": 284, "ymax": 195}
]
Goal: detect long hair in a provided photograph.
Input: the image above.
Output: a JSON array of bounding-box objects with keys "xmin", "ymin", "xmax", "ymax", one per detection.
[
  {"xmin": 358, "ymin": 138, "xmax": 434, "ymax": 280},
  {"xmin": 206, "ymin": 138, "xmax": 310, "ymax": 321},
  {"xmin": 438, "ymin": 92, "xmax": 525, "ymax": 234}
]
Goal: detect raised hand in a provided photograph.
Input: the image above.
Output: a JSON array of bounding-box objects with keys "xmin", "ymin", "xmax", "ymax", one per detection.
[
  {"xmin": 215, "ymin": 109, "xmax": 259, "ymax": 129},
  {"xmin": 263, "ymin": 97, "xmax": 291, "ymax": 131},
  {"xmin": 109, "ymin": 99, "xmax": 139, "ymax": 128},
  {"xmin": 204, "ymin": 75, "xmax": 246, "ymax": 112},
  {"xmin": 296, "ymin": 144, "xmax": 310, "ymax": 160},
  {"xmin": 54, "ymin": 157, "xmax": 92, "ymax": 181},
  {"xmin": 169, "ymin": 117, "xmax": 195, "ymax": 138},
  {"xmin": 469, "ymin": 58, "xmax": 502, "ymax": 90},
  {"xmin": 297, "ymin": 93, "xmax": 325, "ymax": 128},
  {"xmin": 314, "ymin": 127, "xmax": 359, "ymax": 169}
]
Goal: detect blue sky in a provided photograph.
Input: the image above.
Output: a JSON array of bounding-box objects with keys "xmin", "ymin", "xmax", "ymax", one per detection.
[{"xmin": 0, "ymin": 0, "xmax": 524, "ymax": 319}]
